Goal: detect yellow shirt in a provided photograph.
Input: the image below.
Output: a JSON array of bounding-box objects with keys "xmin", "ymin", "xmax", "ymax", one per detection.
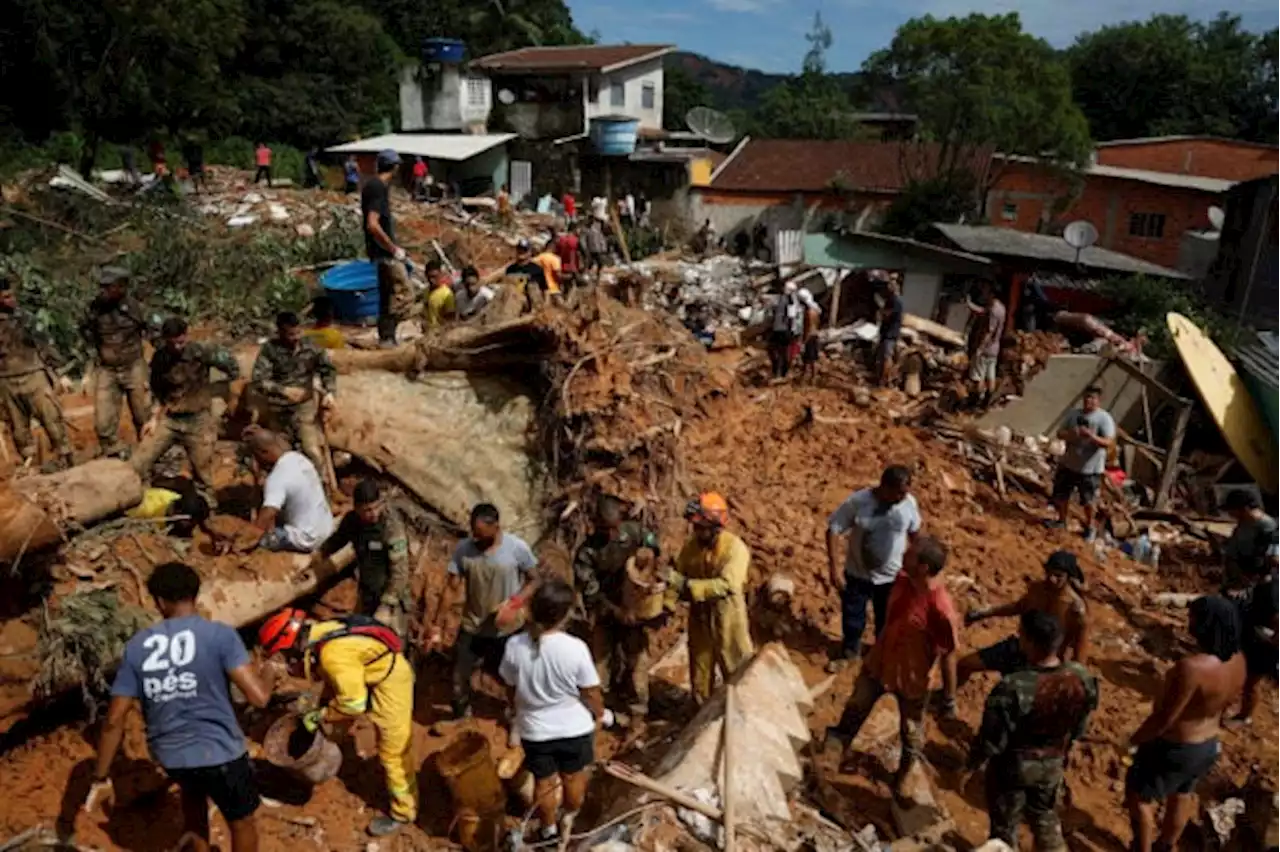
[
  {"xmin": 674, "ymin": 529, "xmax": 751, "ymax": 601},
  {"xmin": 304, "ymin": 326, "xmax": 346, "ymax": 350},
  {"xmin": 535, "ymin": 252, "xmax": 562, "ymax": 294},
  {"xmin": 127, "ymin": 488, "xmax": 181, "ymax": 520},
  {"xmin": 309, "ymin": 620, "xmax": 404, "ymax": 717},
  {"xmin": 426, "ymin": 285, "xmax": 457, "ymax": 327}
]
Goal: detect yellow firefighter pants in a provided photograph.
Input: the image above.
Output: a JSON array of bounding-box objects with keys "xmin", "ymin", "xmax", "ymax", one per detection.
[
  {"xmin": 687, "ymin": 599, "xmax": 754, "ymax": 702},
  {"xmin": 369, "ymin": 658, "xmax": 418, "ymax": 823}
]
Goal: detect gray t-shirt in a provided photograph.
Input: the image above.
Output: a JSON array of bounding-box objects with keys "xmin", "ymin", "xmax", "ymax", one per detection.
[
  {"xmin": 449, "ymin": 533, "xmax": 537, "ymax": 634},
  {"xmin": 827, "ymin": 488, "xmax": 922, "ymax": 585},
  {"xmin": 1225, "ymin": 515, "xmax": 1279, "ymax": 578},
  {"xmin": 982, "ymin": 300, "xmax": 1006, "ymax": 357},
  {"xmin": 1059, "ymin": 408, "xmax": 1116, "ymax": 475},
  {"xmin": 111, "ymin": 615, "xmax": 249, "ymax": 770}
]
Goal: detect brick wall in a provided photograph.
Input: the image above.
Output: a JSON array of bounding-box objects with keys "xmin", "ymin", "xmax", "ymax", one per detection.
[
  {"xmin": 987, "ymin": 161, "xmax": 1220, "ymax": 269},
  {"xmin": 1097, "ymin": 139, "xmax": 1278, "ymax": 182}
]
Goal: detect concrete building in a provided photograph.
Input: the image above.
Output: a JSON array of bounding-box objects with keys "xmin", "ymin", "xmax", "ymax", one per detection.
[
  {"xmin": 1201, "ymin": 174, "xmax": 1279, "ymax": 329},
  {"xmin": 1095, "ymin": 135, "xmax": 1280, "ymax": 183},
  {"xmin": 399, "ymin": 64, "xmax": 493, "ymax": 134}
]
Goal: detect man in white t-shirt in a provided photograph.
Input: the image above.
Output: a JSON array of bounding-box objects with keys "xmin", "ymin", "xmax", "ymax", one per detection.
[
  {"xmin": 500, "ymin": 579, "xmax": 604, "ymax": 844},
  {"xmin": 244, "ymin": 427, "xmax": 333, "ymax": 552}
]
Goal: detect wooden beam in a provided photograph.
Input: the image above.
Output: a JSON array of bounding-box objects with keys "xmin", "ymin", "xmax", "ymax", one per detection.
[
  {"xmin": 1108, "ymin": 357, "xmax": 1190, "ymax": 406},
  {"xmin": 1155, "ymin": 402, "xmax": 1193, "ymax": 510}
]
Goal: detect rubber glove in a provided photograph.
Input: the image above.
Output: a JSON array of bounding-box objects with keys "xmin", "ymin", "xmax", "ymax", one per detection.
[{"xmin": 302, "ymin": 709, "xmax": 324, "ymax": 733}]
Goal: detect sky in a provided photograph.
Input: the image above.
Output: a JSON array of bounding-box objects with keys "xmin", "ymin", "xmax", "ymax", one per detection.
[{"xmin": 566, "ymin": 0, "xmax": 1279, "ymax": 74}]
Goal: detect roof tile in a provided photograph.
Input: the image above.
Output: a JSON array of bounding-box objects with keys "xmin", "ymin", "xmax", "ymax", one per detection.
[{"xmin": 471, "ymin": 45, "xmax": 674, "ymax": 73}]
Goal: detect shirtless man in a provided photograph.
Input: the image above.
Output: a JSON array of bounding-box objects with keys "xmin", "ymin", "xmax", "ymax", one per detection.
[
  {"xmin": 1125, "ymin": 595, "xmax": 1246, "ymax": 852},
  {"xmin": 959, "ymin": 550, "xmax": 1088, "ymax": 684}
]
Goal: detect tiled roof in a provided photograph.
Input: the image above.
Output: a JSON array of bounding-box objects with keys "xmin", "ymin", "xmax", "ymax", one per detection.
[
  {"xmin": 708, "ymin": 139, "xmax": 989, "ymax": 193},
  {"xmin": 470, "ymin": 45, "xmax": 674, "ymax": 73}
]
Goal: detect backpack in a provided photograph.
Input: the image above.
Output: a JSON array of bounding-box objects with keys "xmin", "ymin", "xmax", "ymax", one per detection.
[{"xmin": 309, "ymin": 614, "xmax": 403, "ymax": 658}]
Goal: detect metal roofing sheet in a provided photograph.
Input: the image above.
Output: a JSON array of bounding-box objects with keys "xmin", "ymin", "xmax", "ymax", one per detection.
[
  {"xmin": 326, "ymin": 133, "xmax": 514, "ymax": 162},
  {"xmin": 932, "ymin": 223, "xmax": 1189, "ymax": 279}
]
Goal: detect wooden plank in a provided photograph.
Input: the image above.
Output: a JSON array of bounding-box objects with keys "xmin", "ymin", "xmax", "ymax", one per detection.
[
  {"xmin": 723, "ymin": 685, "xmax": 738, "ymax": 852},
  {"xmin": 1156, "ymin": 402, "xmax": 1193, "ymax": 510},
  {"xmin": 1109, "ymin": 356, "xmax": 1190, "ymax": 406}
]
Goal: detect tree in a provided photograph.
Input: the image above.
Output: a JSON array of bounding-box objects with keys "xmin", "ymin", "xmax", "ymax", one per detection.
[
  {"xmin": 1067, "ymin": 14, "xmax": 1278, "ymax": 143},
  {"xmin": 663, "ymin": 66, "xmax": 712, "ymax": 131},
  {"xmin": 359, "ymin": 0, "xmax": 588, "ymax": 62},
  {"xmin": 749, "ymin": 13, "xmax": 864, "ymax": 140},
  {"xmin": 863, "ymin": 13, "xmax": 1091, "ymax": 185}
]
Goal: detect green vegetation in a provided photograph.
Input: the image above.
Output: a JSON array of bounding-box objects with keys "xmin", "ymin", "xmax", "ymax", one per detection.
[{"xmin": 1096, "ymin": 275, "xmax": 1242, "ymax": 361}]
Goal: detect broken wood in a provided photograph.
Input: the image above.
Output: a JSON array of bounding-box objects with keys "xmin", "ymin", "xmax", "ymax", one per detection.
[
  {"xmin": 1, "ymin": 459, "xmax": 143, "ymax": 563},
  {"xmin": 723, "ymin": 685, "xmax": 739, "ymax": 852},
  {"xmin": 603, "ymin": 761, "xmax": 724, "ymax": 822},
  {"xmin": 1155, "ymin": 402, "xmax": 1193, "ymax": 510}
]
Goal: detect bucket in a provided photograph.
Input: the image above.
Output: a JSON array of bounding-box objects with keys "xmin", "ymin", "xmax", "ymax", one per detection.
[
  {"xmin": 496, "ymin": 747, "xmax": 535, "ymax": 810},
  {"xmin": 320, "ymin": 260, "xmax": 380, "ymax": 322},
  {"xmin": 264, "ymin": 713, "xmax": 343, "ymax": 785},
  {"xmin": 622, "ymin": 556, "xmax": 666, "ymax": 621},
  {"xmin": 438, "ymin": 732, "xmax": 507, "ymax": 818}
]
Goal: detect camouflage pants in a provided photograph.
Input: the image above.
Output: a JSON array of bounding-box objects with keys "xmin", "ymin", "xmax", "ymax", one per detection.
[
  {"xmin": 261, "ymin": 398, "xmax": 327, "ymax": 480},
  {"xmin": 591, "ymin": 616, "xmax": 654, "ymax": 712},
  {"xmin": 131, "ymin": 411, "xmax": 217, "ymax": 500},
  {"xmin": 93, "ymin": 359, "xmax": 150, "ymax": 456},
  {"xmin": 830, "ymin": 670, "xmax": 926, "ymax": 772},
  {"xmin": 0, "ymin": 370, "xmax": 71, "ymax": 460},
  {"xmin": 987, "ymin": 756, "xmax": 1067, "ymax": 852}
]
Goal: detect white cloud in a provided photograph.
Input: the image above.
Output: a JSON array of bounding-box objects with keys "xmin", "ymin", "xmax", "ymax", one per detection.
[{"xmin": 706, "ymin": 0, "xmax": 778, "ymax": 13}]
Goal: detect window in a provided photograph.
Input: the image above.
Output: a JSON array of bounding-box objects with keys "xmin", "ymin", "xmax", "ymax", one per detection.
[
  {"xmin": 641, "ymin": 82, "xmax": 656, "ymax": 110},
  {"xmin": 610, "ymin": 81, "xmax": 625, "ymax": 107},
  {"xmin": 1001, "ymin": 202, "xmax": 1017, "ymax": 222},
  {"xmin": 1128, "ymin": 212, "xmax": 1166, "ymax": 238},
  {"xmin": 466, "ymin": 77, "xmax": 487, "ymax": 108}
]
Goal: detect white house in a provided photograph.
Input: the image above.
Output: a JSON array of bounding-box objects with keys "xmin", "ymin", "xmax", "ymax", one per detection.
[{"xmin": 401, "ymin": 44, "xmax": 674, "ymax": 140}]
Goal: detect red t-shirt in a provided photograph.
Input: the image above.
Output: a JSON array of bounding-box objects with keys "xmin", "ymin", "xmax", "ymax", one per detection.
[
  {"xmin": 413, "ymin": 160, "xmax": 427, "ymax": 179},
  {"xmin": 562, "ymin": 194, "xmax": 577, "ymax": 218},
  {"xmin": 555, "ymin": 233, "xmax": 580, "ymax": 272},
  {"xmin": 255, "ymin": 146, "xmax": 271, "ymax": 166},
  {"xmin": 865, "ymin": 573, "xmax": 959, "ymax": 699}
]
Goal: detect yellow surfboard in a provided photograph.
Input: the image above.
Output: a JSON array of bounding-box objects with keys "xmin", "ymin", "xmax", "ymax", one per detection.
[{"xmin": 1167, "ymin": 312, "xmax": 1277, "ymax": 494}]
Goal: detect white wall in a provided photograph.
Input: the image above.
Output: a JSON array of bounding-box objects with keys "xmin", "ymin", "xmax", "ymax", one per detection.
[
  {"xmin": 399, "ymin": 65, "xmax": 426, "ymax": 131},
  {"xmin": 582, "ymin": 57, "xmax": 664, "ymax": 130},
  {"xmin": 901, "ymin": 270, "xmax": 943, "ymax": 320},
  {"xmin": 399, "ymin": 64, "xmax": 492, "ymax": 132}
]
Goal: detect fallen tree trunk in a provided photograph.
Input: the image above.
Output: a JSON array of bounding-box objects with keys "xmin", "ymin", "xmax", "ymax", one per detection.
[
  {"xmin": 0, "ymin": 460, "xmax": 143, "ymax": 563},
  {"xmin": 328, "ymin": 315, "xmax": 552, "ymax": 376}
]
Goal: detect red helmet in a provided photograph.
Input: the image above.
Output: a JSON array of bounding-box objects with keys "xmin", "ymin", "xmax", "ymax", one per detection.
[{"xmin": 259, "ymin": 608, "xmax": 306, "ymax": 656}]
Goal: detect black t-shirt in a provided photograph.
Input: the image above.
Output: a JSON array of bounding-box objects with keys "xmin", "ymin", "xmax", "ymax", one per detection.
[
  {"xmin": 881, "ymin": 292, "xmax": 904, "ymax": 340},
  {"xmin": 360, "ymin": 178, "xmax": 395, "ymax": 260},
  {"xmin": 506, "ymin": 260, "xmax": 546, "ymax": 292}
]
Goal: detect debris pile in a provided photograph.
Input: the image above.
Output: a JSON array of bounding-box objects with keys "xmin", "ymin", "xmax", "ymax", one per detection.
[{"xmin": 637, "ymin": 256, "xmax": 778, "ymax": 328}]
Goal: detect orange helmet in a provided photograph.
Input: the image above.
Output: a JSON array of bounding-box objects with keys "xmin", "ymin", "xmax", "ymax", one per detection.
[
  {"xmin": 259, "ymin": 608, "xmax": 306, "ymax": 656},
  {"xmin": 685, "ymin": 491, "xmax": 729, "ymax": 528}
]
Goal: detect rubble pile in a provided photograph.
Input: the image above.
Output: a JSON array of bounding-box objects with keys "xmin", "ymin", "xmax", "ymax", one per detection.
[{"xmin": 637, "ymin": 255, "xmax": 778, "ymax": 328}]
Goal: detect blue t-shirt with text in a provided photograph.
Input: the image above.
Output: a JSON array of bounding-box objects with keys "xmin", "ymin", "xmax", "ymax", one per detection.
[{"xmin": 111, "ymin": 615, "xmax": 249, "ymax": 770}]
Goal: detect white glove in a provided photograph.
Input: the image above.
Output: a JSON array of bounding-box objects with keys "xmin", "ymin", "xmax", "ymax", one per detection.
[
  {"xmin": 600, "ymin": 709, "xmax": 616, "ymax": 728},
  {"xmin": 393, "ymin": 247, "xmax": 407, "ymax": 262}
]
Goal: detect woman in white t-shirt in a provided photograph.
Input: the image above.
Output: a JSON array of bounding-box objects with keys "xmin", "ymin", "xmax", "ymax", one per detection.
[{"xmin": 499, "ymin": 580, "xmax": 604, "ymax": 842}]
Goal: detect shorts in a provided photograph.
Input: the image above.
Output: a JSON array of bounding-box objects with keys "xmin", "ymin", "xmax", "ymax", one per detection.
[
  {"xmin": 167, "ymin": 753, "xmax": 260, "ymax": 823},
  {"xmin": 978, "ymin": 635, "xmax": 1028, "ymax": 674},
  {"xmin": 522, "ymin": 733, "xmax": 595, "ymax": 779},
  {"xmin": 969, "ymin": 353, "xmax": 998, "ymax": 383},
  {"xmin": 1052, "ymin": 468, "xmax": 1101, "ymax": 506},
  {"xmin": 875, "ymin": 337, "xmax": 898, "ymax": 366},
  {"xmin": 802, "ymin": 337, "xmax": 820, "ymax": 364},
  {"xmin": 1125, "ymin": 738, "xmax": 1219, "ymax": 801}
]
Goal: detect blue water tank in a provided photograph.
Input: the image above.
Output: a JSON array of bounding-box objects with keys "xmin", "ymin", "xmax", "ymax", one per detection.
[
  {"xmin": 321, "ymin": 260, "xmax": 380, "ymax": 322},
  {"xmin": 590, "ymin": 116, "xmax": 640, "ymax": 155},
  {"xmin": 423, "ymin": 38, "xmax": 466, "ymax": 63}
]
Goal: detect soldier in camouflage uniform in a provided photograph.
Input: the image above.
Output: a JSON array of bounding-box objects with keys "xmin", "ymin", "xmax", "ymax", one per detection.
[
  {"xmin": 0, "ymin": 276, "xmax": 73, "ymax": 470},
  {"xmin": 81, "ymin": 267, "xmax": 153, "ymax": 458},
  {"xmin": 318, "ymin": 478, "xmax": 413, "ymax": 635},
  {"xmin": 132, "ymin": 317, "xmax": 240, "ymax": 502},
  {"xmin": 250, "ymin": 311, "xmax": 336, "ymax": 478},
  {"xmin": 966, "ymin": 610, "xmax": 1099, "ymax": 852},
  {"xmin": 572, "ymin": 494, "xmax": 661, "ymax": 716}
]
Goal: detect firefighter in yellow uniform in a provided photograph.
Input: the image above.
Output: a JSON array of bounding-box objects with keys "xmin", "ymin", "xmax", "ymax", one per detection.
[
  {"xmin": 259, "ymin": 609, "xmax": 416, "ymax": 838},
  {"xmin": 666, "ymin": 492, "xmax": 755, "ymax": 702}
]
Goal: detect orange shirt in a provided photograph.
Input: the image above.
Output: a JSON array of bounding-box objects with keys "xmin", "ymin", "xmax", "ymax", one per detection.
[
  {"xmin": 865, "ymin": 574, "xmax": 958, "ymax": 699},
  {"xmin": 534, "ymin": 251, "xmax": 562, "ymax": 293}
]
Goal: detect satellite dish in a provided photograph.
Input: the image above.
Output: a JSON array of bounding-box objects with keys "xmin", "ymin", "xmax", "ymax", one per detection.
[
  {"xmin": 685, "ymin": 106, "xmax": 737, "ymax": 144},
  {"xmin": 1062, "ymin": 220, "xmax": 1099, "ymax": 250},
  {"xmin": 497, "ymin": 88, "xmax": 516, "ymax": 105},
  {"xmin": 1208, "ymin": 205, "xmax": 1225, "ymax": 231}
]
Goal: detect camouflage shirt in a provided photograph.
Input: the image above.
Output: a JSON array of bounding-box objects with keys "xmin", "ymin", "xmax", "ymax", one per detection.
[
  {"xmin": 0, "ymin": 309, "xmax": 48, "ymax": 378},
  {"xmin": 572, "ymin": 520, "xmax": 660, "ymax": 606},
  {"xmin": 251, "ymin": 339, "xmax": 337, "ymax": 406},
  {"xmin": 81, "ymin": 296, "xmax": 151, "ymax": 367},
  {"xmin": 149, "ymin": 341, "xmax": 240, "ymax": 415},
  {"xmin": 969, "ymin": 660, "xmax": 1098, "ymax": 768},
  {"xmin": 322, "ymin": 504, "xmax": 411, "ymax": 609}
]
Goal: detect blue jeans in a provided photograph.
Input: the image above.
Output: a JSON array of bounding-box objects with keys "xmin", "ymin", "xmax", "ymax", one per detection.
[{"xmin": 840, "ymin": 577, "xmax": 893, "ymax": 657}]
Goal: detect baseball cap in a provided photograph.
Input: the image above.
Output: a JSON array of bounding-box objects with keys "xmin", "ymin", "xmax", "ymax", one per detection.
[{"xmin": 375, "ymin": 149, "xmax": 401, "ymax": 171}]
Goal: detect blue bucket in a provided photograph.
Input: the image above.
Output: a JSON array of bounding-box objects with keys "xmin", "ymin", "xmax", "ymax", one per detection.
[
  {"xmin": 321, "ymin": 260, "xmax": 380, "ymax": 322},
  {"xmin": 423, "ymin": 37, "xmax": 466, "ymax": 63}
]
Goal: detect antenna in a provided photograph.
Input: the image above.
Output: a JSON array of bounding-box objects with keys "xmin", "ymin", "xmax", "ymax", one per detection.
[
  {"xmin": 1208, "ymin": 205, "xmax": 1225, "ymax": 231},
  {"xmin": 685, "ymin": 106, "xmax": 737, "ymax": 145},
  {"xmin": 1062, "ymin": 220, "xmax": 1098, "ymax": 265}
]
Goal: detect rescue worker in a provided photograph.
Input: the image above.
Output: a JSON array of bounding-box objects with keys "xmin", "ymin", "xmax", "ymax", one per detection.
[
  {"xmin": 959, "ymin": 550, "xmax": 1090, "ymax": 685},
  {"xmin": 133, "ymin": 317, "xmax": 239, "ymax": 505},
  {"xmin": 317, "ymin": 478, "xmax": 412, "ymax": 634},
  {"xmin": 0, "ymin": 275, "xmax": 73, "ymax": 470},
  {"xmin": 250, "ymin": 311, "xmax": 337, "ymax": 478},
  {"xmin": 666, "ymin": 492, "xmax": 754, "ymax": 703},
  {"xmin": 259, "ymin": 607, "xmax": 416, "ymax": 838},
  {"xmin": 572, "ymin": 494, "xmax": 660, "ymax": 717},
  {"xmin": 81, "ymin": 266, "xmax": 152, "ymax": 458},
  {"xmin": 965, "ymin": 611, "xmax": 1098, "ymax": 851}
]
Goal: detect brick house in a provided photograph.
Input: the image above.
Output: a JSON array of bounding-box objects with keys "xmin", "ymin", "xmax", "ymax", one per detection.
[
  {"xmin": 1095, "ymin": 135, "xmax": 1279, "ymax": 183},
  {"xmin": 985, "ymin": 157, "xmax": 1237, "ymax": 270}
]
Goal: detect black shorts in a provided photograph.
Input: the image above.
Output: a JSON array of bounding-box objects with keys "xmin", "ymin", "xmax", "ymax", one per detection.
[
  {"xmin": 978, "ymin": 635, "xmax": 1028, "ymax": 674},
  {"xmin": 167, "ymin": 753, "xmax": 260, "ymax": 823},
  {"xmin": 802, "ymin": 337, "xmax": 820, "ymax": 364},
  {"xmin": 522, "ymin": 733, "xmax": 595, "ymax": 779},
  {"xmin": 1052, "ymin": 468, "xmax": 1101, "ymax": 506},
  {"xmin": 1125, "ymin": 738, "xmax": 1219, "ymax": 801}
]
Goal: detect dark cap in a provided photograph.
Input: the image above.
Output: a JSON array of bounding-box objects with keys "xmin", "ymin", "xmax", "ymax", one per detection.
[
  {"xmin": 376, "ymin": 149, "xmax": 401, "ymax": 172},
  {"xmin": 516, "ymin": 238, "xmax": 531, "ymax": 252},
  {"xmin": 98, "ymin": 266, "xmax": 130, "ymax": 286},
  {"xmin": 1045, "ymin": 550, "xmax": 1083, "ymax": 583}
]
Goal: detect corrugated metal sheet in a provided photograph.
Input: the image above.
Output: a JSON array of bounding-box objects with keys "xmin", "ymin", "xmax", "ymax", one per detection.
[
  {"xmin": 775, "ymin": 229, "xmax": 803, "ymax": 266},
  {"xmin": 1234, "ymin": 331, "xmax": 1279, "ymax": 391},
  {"xmin": 510, "ymin": 160, "xmax": 532, "ymax": 204}
]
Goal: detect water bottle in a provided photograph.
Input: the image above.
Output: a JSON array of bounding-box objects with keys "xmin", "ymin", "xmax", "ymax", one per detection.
[
  {"xmin": 1133, "ymin": 532, "xmax": 1152, "ymax": 564},
  {"xmin": 1150, "ymin": 544, "xmax": 1161, "ymax": 570}
]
